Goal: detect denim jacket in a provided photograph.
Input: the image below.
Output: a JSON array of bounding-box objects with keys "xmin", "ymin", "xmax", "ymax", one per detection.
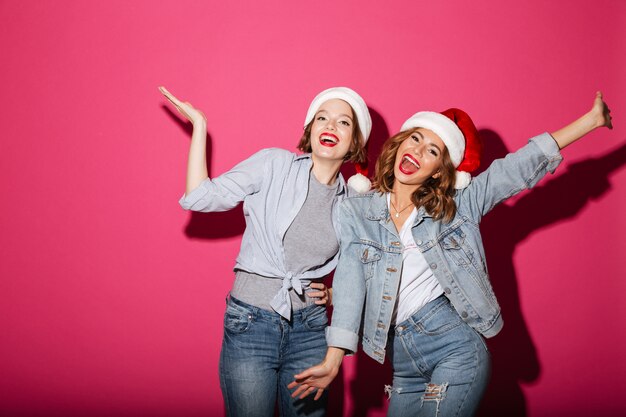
[
  {"xmin": 326, "ymin": 133, "xmax": 562, "ymax": 363},
  {"xmin": 180, "ymin": 148, "xmax": 350, "ymax": 319}
]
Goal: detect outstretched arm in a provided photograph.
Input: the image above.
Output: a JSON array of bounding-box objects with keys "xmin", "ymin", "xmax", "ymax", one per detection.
[
  {"xmin": 288, "ymin": 347, "xmax": 346, "ymax": 400},
  {"xmin": 462, "ymin": 91, "xmax": 613, "ymax": 220},
  {"xmin": 551, "ymin": 91, "xmax": 613, "ymax": 149},
  {"xmin": 159, "ymin": 86, "xmax": 208, "ymax": 195}
]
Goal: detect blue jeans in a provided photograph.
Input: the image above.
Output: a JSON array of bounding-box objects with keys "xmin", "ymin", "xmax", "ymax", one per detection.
[
  {"xmin": 219, "ymin": 296, "xmax": 329, "ymax": 417},
  {"xmin": 386, "ymin": 296, "xmax": 491, "ymax": 417}
]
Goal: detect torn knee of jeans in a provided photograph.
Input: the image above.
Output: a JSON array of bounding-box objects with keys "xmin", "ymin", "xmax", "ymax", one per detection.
[
  {"xmin": 384, "ymin": 384, "xmax": 403, "ymax": 399},
  {"xmin": 423, "ymin": 382, "xmax": 448, "ymax": 401},
  {"xmin": 421, "ymin": 383, "xmax": 449, "ymax": 416}
]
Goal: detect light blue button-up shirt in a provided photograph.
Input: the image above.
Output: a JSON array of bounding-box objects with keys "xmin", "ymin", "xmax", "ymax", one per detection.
[{"xmin": 179, "ymin": 148, "xmax": 349, "ymax": 319}]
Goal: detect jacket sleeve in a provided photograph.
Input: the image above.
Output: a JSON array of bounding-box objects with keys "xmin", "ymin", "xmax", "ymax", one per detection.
[
  {"xmin": 178, "ymin": 148, "xmax": 278, "ymax": 212},
  {"xmin": 325, "ymin": 200, "xmax": 366, "ymax": 353},
  {"xmin": 460, "ymin": 133, "xmax": 563, "ymax": 221}
]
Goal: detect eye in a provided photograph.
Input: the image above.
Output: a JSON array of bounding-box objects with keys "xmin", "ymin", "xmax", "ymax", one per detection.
[
  {"xmin": 316, "ymin": 115, "xmax": 327, "ymax": 121},
  {"xmin": 339, "ymin": 120, "xmax": 351, "ymax": 126},
  {"xmin": 429, "ymin": 149, "xmax": 439, "ymax": 156},
  {"xmin": 411, "ymin": 135, "xmax": 420, "ymax": 143}
]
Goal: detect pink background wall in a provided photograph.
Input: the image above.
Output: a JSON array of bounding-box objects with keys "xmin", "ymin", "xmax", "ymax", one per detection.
[{"xmin": 1, "ymin": 1, "xmax": 625, "ymax": 416}]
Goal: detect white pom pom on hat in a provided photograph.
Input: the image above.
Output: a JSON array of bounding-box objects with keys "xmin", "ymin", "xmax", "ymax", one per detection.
[
  {"xmin": 347, "ymin": 172, "xmax": 371, "ymax": 193},
  {"xmin": 305, "ymin": 87, "xmax": 373, "ymax": 193},
  {"xmin": 400, "ymin": 108, "xmax": 482, "ymax": 189}
]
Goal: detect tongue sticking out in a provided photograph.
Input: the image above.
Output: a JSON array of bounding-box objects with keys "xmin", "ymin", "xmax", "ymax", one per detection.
[{"xmin": 400, "ymin": 157, "xmax": 419, "ymax": 174}]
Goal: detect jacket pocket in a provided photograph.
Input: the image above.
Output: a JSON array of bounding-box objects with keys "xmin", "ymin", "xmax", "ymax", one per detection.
[
  {"xmin": 358, "ymin": 242, "xmax": 382, "ymax": 281},
  {"xmin": 441, "ymin": 228, "xmax": 474, "ymax": 264},
  {"xmin": 440, "ymin": 225, "xmax": 498, "ymax": 308}
]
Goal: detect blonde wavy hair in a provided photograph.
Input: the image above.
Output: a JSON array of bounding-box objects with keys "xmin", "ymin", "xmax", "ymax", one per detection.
[{"xmin": 373, "ymin": 128, "xmax": 458, "ymax": 222}]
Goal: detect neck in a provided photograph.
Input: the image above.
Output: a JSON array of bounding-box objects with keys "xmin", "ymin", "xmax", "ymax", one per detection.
[
  {"xmin": 391, "ymin": 181, "xmax": 419, "ymax": 205},
  {"xmin": 311, "ymin": 155, "xmax": 342, "ymax": 185}
]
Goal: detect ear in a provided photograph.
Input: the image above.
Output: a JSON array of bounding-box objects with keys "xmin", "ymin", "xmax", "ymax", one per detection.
[{"xmin": 432, "ymin": 170, "xmax": 441, "ymax": 179}]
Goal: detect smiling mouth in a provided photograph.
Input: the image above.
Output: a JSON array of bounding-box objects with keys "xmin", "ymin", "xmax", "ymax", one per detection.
[
  {"xmin": 399, "ymin": 154, "xmax": 420, "ymax": 175},
  {"xmin": 320, "ymin": 133, "xmax": 339, "ymax": 147}
]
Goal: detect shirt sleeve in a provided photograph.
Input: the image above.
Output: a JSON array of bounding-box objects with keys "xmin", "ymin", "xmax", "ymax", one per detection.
[
  {"xmin": 325, "ymin": 199, "xmax": 366, "ymax": 353},
  {"xmin": 179, "ymin": 148, "xmax": 278, "ymax": 212},
  {"xmin": 460, "ymin": 133, "xmax": 563, "ymax": 221}
]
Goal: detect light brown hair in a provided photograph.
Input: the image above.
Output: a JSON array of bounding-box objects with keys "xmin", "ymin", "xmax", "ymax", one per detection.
[
  {"xmin": 297, "ymin": 108, "xmax": 367, "ymax": 164},
  {"xmin": 372, "ymin": 128, "xmax": 458, "ymax": 222}
]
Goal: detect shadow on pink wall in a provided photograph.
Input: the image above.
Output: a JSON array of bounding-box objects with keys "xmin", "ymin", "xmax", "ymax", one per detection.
[{"xmin": 477, "ymin": 130, "xmax": 626, "ymax": 416}]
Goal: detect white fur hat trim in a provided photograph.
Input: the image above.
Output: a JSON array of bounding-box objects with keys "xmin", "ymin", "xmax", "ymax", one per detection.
[
  {"xmin": 454, "ymin": 171, "xmax": 471, "ymax": 189},
  {"xmin": 400, "ymin": 111, "xmax": 465, "ymax": 167},
  {"xmin": 304, "ymin": 87, "xmax": 372, "ymax": 144},
  {"xmin": 347, "ymin": 173, "xmax": 371, "ymax": 193}
]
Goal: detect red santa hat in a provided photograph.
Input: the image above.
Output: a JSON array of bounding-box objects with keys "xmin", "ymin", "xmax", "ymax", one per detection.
[{"xmin": 400, "ymin": 108, "xmax": 482, "ymax": 189}]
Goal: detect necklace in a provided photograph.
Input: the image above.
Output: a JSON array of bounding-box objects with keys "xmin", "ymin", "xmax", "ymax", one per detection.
[{"xmin": 390, "ymin": 199, "xmax": 414, "ymax": 218}]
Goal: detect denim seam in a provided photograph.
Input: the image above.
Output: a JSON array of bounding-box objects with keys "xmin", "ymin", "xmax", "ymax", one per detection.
[{"xmin": 451, "ymin": 334, "xmax": 484, "ymax": 417}]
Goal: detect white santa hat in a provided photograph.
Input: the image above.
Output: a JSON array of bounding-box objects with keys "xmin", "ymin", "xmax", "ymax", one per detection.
[{"xmin": 305, "ymin": 87, "xmax": 372, "ymax": 193}]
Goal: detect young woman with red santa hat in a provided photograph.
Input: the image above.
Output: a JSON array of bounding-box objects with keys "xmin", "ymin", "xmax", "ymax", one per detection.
[
  {"xmin": 289, "ymin": 92, "xmax": 612, "ymax": 417},
  {"xmin": 159, "ymin": 86, "xmax": 372, "ymax": 417}
]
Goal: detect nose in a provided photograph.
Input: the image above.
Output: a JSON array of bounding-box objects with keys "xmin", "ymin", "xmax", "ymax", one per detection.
[{"xmin": 325, "ymin": 118, "xmax": 336, "ymax": 130}]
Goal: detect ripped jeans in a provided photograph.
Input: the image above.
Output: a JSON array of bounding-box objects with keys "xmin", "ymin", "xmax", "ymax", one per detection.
[{"xmin": 386, "ymin": 296, "xmax": 491, "ymax": 417}]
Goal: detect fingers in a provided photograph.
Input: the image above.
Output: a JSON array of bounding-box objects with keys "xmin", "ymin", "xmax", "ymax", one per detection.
[
  {"xmin": 290, "ymin": 382, "xmax": 324, "ymax": 400},
  {"xmin": 290, "ymin": 383, "xmax": 310, "ymax": 399},
  {"xmin": 301, "ymin": 386, "xmax": 317, "ymax": 399},
  {"xmin": 158, "ymin": 86, "xmax": 182, "ymax": 107},
  {"xmin": 308, "ymin": 282, "xmax": 328, "ymax": 304},
  {"xmin": 159, "ymin": 86, "xmax": 188, "ymax": 117},
  {"xmin": 293, "ymin": 367, "xmax": 314, "ymax": 381},
  {"xmin": 591, "ymin": 91, "xmax": 613, "ymax": 130},
  {"xmin": 314, "ymin": 388, "xmax": 325, "ymax": 401}
]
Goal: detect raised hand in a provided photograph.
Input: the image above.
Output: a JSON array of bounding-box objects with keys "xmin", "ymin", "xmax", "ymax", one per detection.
[
  {"xmin": 159, "ymin": 86, "xmax": 206, "ymax": 126},
  {"xmin": 551, "ymin": 91, "xmax": 614, "ymax": 149},
  {"xmin": 590, "ymin": 91, "xmax": 613, "ymax": 130},
  {"xmin": 159, "ymin": 86, "xmax": 209, "ymax": 193}
]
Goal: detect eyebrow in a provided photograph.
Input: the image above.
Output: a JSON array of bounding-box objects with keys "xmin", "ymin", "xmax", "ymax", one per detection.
[
  {"xmin": 414, "ymin": 129, "xmax": 442, "ymax": 153},
  {"xmin": 316, "ymin": 110, "xmax": 354, "ymax": 121}
]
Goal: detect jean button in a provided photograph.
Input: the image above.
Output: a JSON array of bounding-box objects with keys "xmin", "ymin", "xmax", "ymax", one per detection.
[
  {"xmin": 430, "ymin": 263, "xmax": 437, "ymax": 270},
  {"xmin": 461, "ymin": 311, "xmax": 469, "ymax": 319}
]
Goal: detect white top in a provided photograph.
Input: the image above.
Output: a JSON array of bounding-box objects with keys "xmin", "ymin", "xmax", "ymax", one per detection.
[{"xmin": 388, "ymin": 194, "xmax": 444, "ymax": 324}]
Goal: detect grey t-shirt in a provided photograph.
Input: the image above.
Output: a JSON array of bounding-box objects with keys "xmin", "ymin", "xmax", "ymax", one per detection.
[{"xmin": 231, "ymin": 172, "xmax": 339, "ymax": 311}]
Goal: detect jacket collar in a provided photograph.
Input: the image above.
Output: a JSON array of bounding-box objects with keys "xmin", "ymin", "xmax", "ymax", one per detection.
[{"xmin": 366, "ymin": 191, "xmax": 432, "ymax": 224}]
